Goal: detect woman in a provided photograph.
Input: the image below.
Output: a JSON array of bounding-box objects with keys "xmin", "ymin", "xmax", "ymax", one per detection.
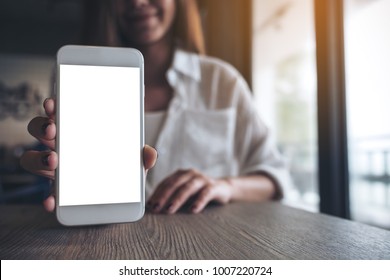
[{"xmin": 21, "ymin": 0, "xmax": 290, "ymax": 214}]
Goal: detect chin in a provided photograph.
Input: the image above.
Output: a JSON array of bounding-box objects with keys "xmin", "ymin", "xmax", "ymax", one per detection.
[{"xmin": 130, "ymin": 33, "xmax": 165, "ymax": 47}]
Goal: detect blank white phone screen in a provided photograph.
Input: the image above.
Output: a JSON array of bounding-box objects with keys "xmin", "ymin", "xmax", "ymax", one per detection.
[{"xmin": 59, "ymin": 64, "xmax": 141, "ymax": 206}]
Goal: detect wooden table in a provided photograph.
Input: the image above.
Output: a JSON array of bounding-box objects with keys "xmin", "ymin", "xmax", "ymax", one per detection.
[{"xmin": 1, "ymin": 202, "xmax": 389, "ymax": 259}]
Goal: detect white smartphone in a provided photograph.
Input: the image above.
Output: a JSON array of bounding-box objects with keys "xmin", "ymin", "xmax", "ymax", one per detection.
[{"xmin": 55, "ymin": 45, "xmax": 145, "ymax": 226}]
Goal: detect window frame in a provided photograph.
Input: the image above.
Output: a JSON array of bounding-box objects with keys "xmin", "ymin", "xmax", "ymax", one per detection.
[{"xmin": 314, "ymin": 0, "xmax": 350, "ymax": 218}]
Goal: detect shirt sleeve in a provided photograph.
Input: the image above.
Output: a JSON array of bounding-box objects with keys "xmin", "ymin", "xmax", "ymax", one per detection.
[{"xmin": 232, "ymin": 75, "xmax": 292, "ymax": 200}]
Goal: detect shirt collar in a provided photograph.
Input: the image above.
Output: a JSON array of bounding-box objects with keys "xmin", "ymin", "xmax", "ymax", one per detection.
[{"xmin": 169, "ymin": 49, "xmax": 201, "ymax": 82}]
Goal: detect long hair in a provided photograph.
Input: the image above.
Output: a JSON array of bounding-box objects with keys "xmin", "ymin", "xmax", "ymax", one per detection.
[{"xmin": 82, "ymin": 0, "xmax": 205, "ymax": 54}]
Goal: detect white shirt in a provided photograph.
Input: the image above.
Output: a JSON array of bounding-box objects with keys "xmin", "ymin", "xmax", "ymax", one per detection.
[
  {"xmin": 145, "ymin": 49, "xmax": 291, "ymax": 199},
  {"xmin": 145, "ymin": 111, "xmax": 166, "ymax": 147}
]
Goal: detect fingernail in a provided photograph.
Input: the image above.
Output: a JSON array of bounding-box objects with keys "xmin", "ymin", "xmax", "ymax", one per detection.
[
  {"xmin": 166, "ymin": 203, "xmax": 174, "ymax": 212},
  {"xmin": 43, "ymin": 98, "xmax": 50, "ymax": 107},
  {"xmin": 42, "ymin": 122, "xmax": 51, "ymax": 135},
  {"xmin": 191, "ymin": 205, "xmax": 198, "ymax": 213},
  {"xmin": 42, "ymin": 154, "xmax": 50, "ymax": 166}
]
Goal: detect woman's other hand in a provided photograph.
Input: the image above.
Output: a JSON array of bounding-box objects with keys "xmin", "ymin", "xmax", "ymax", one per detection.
[{"xmin": 147, "ymin": 169, "xmax": 233, "ymax": 214}]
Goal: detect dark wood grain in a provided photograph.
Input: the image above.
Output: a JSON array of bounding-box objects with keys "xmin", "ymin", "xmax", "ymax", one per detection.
[{"xmin": 0, "ymin": 202, "xmax": 389, "ymax": 259}]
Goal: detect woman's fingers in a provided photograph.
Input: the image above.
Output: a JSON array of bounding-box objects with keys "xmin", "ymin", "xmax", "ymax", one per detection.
[
  {"xmin": 148, "ymin": 170, "xmax": 194, "ymax": 213},
  {"xmin": 20, "ymin": 150, "xmax": 58, "ymax": 180},
  {"xmin": 43, "ymin": 195, "xmax": 56, "ymax": 212},
  {"xmin": 44, "ymin": 98, "xmax": 56, "ymax": 119},
  {"xmin": 143, "ymin": 145, "xmax": 158, "ymax": 171},
  {"xmin": 191, "ymin": 180, "xmax": 233, "ymax": 213},
  {"xmin": 164, "ymin": 177, "xmax": 205, "ymax": 214},
  {"xmin": 190, "ymin": 185, "xmax": 215, "ymax": 214},
  {"xmin": 147, "ymin": 169, "xmax": 234, "ymax": 214},
  {"xmin": 27, "ymin": 117, "xmax": 56, "ymax": 150}
]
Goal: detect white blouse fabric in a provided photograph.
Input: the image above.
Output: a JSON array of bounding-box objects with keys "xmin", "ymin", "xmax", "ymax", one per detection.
[
  {"xmin": 145, "ymin": 111, "xmax": 166, "ymax": 148},
  {"xmin": 145, "ymin": 49, "xmax": 291, "ymax": 199}
]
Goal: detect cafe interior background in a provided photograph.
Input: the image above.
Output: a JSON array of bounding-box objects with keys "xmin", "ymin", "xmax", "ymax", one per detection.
[{"xmin": 0, "ymin": 0, "xmax": 389, "ymax": 229}]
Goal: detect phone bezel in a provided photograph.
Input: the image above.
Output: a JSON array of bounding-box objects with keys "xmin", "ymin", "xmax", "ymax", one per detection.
[{"xmin": 55, "ymin": 45, "xmax": 145, "ymax": 226}]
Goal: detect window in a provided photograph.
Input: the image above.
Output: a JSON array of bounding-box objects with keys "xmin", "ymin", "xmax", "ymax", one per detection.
[
  {"xmin": 345, "ymin": 0, "xmax": 390, "ymax": 228},
  {"xmin": 252, "ymin": 0, "xmax": 318, "ymax": 211}
]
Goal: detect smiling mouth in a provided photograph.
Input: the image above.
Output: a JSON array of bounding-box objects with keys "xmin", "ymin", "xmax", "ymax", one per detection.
[
  {"xmin": 125, "ymin": 8, "xmax": 160, "ymax": 23},
  {"xmin": 127, "ymin": 14, "xmax": 156, "ymax": 22}
]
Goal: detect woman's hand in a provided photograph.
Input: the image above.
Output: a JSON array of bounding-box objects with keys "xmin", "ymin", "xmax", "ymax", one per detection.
[
  {"xmin": 147, "ymin": 169, "xmax": 233, "ymax": 214},
  {"xmin": 20, "ymin": 98, "xmax": 157, "ymax": 212}
]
